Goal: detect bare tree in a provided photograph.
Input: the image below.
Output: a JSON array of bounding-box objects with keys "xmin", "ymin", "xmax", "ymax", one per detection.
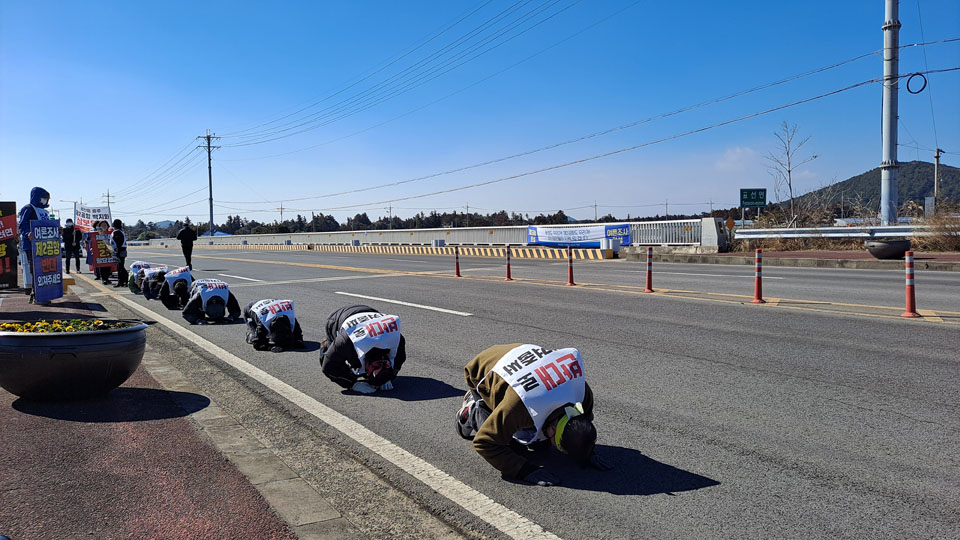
[{"xmin": 765, "ymin": 122, "xmax": 818, "ymax": 226}]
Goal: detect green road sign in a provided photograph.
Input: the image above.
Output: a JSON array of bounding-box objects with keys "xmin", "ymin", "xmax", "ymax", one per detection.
[{"xmin": 740, "ymin": 188, "xmax": 766, "ymax": 208}]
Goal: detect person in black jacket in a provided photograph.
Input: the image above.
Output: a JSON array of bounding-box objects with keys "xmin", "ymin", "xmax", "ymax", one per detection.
[
  {"xmin": 175, "ymin": 223, "xmax": 197, "ymax": 270},
  {"xmin": 111, "ymin": 219, "xmax": 128, "ymax": 288},
  {"xmin": 244, "ymin": 299, "xmax": 305, "ymax": 352},
  {"xmin": 182, "ymin": 278, "xmax": 241, "ymax": 324},
  {"xmin": 141, "ymin": 267, "xmax": 168, "ymax": 300},
  {"xmin": 61, "ymin": 219, "xmax": 83, "ymax": 274},
  {"xmin": 319, "ymin": 304, "xmax": 406, "ymax": 394}
]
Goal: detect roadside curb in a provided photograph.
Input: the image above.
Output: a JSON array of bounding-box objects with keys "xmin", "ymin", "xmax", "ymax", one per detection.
[
  {"xmin": 73, "ymin": 274, "xmax": 370, "ymax": 540},
  {"xmin": 624, "ymin": 252, "xmax": 960, "ymax": 271}
]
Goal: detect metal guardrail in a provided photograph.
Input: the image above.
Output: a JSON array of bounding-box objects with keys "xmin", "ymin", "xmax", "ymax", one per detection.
[
  {"xmin": 148, "ymin": 219, "xmax": 723, "ymax": 248},
  {"xmin": 734, "ymin": 225, "xmax": 931, "ymax": 239}
]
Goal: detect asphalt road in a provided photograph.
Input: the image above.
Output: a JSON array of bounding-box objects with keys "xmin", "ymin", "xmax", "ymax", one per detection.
[{"xmin": 107, "ymin": 246, "xmax": 959, "ymax": 539}]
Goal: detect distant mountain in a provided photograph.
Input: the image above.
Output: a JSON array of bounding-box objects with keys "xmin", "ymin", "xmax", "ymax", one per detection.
[
  {"xmin": 796, "ymin": 160, "xmax": 959, "ymax": 207},
  {"xmin": 154, "ymin": 220, "xmax": 175, "ymax": 228}
]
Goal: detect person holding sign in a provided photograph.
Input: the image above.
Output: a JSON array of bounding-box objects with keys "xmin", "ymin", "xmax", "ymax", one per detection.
[
  {"xmin": 243, "ymin": 299, "xmax": 305, "ymax": 353},
  {"xmin": 456, "ymin": 344, "xmax": 612, "ymax": 487},
  {"xmin": 318, "ymin": 304, "xmax": 406, "ymax": 394},
  {"xmin": 158, "ymin": 266, "xmax": 192, "ymax": 309},
  {"xmin": 111, "ymin": 219, "xmax": 128, "ymax": 289},
  {"xmin": 16, "ymin": 187, "xmax": 51, "ymax": 303},
  {"xmin": 182, "ymin": 278, "xmax": 241, "ymax": 325}
]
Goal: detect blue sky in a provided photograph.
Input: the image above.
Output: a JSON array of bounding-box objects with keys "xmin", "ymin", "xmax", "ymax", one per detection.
[{"xmin": 2, "ymin": 0, "xmax": 958, "ymax": 224}]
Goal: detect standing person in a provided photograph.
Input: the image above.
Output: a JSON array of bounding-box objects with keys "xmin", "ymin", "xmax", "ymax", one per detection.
[
  {"xmin": 95, "ymin": 220, "xmax": 114, "ymax": 285},
  {"xmin": 16, "ymin": 187, "xmax": 51, "ymax": 304},
  {"xmin": 176, "ymin": 222, "xmax": 197, "ymax": 270},
  {"xmin": 319, "ymin": 304, "xmax": 406, "ymax": 393},
  {"xmin": 455, "ymin": 344, "xmax": 611, "ymax": 487},
  {"xmin": 62, "ymin": 218, "xmax": 83, "ymax": 274},
  {"xmin": 111, "ymin": 219, "xmax": 128, "ymax": 288}
]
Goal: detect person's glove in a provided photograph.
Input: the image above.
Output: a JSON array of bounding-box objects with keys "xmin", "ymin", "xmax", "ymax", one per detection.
[
  {"xmin": 589, "ymin": 452, "xmax": 613, "ymax": 471},
  {"xmin": 522, "ymin": 468, "xmax": 560, "ymax": 487},
  {"xmin": 377, "ymin": 381, "xmax": 394, "ymax": 391},
  {"xmin": 351, "ymin": 381, "xmax": 377, "ymax": 394}
]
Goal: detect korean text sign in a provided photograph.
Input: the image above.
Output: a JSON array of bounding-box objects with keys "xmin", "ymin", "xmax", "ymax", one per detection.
[
  {"xmin": 0, "ymin": 202, "xmax": 17, "ymax": 289},
  {"xmin": 31, "ymin": 219, "xmax": 63, "ymax": 303}
]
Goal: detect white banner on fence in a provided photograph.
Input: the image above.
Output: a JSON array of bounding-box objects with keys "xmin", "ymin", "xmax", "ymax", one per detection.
[
  {"xmin": 527, "ymin": 224, "xmax": 630, "ymax": 247},
  {"xmin": 74, "ymin": 204, "xmax": 112, "ymax": 233}
]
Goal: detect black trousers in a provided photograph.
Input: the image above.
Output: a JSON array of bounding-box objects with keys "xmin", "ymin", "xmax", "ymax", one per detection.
[
  {"xmin": 115, "ymin": 256, "xmax": 128, "ymax": 286},
  {"xmin": 182, "ymin": 244, "xmax": 193, "ymax": 269},
  {"xmin": 64, "ymin": 248, "xmax": 81, "ymax": 272}
]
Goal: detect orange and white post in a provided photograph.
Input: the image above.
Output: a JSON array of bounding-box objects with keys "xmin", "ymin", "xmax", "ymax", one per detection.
[
  {"xmin": 455, "ymin": 246, "xmax": 462, "ymax": 278},
  {"xmin": 901, "ymin": 251, "xmax": 920, "ymax": 318},
  {"xmin": 505, "ymin": 245, "xmax": 513, "ymax": 281},
  {"xmin": 751, "ymin": 249, "xmax": 765, "ymax": 304},
  {"xmin": 643, "ymin": 246, "xmax": 654, "ymax": 293},
  {"xmin": 566, "ymin": 247, "xmax": 576, "ymax": 286}
]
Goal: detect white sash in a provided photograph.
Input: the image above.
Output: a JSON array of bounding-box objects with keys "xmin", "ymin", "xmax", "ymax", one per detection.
[
  {"xmin": 487, "ymin": 344, "xmax": 585, "ymax": 444},
  {"xmin": 251, "ymin": 299, "xmax": 295, "ymax": 332},
  {"xmin": 341, "ymin": 312, "xmax": 401, "ymax": 371},
  {"xmin": 164, "ymin": 266, "xmax": 193, "ymax": 289},
  {"xmin": 192, "ymin": 278, "xmax": 230, "ymax": 310},
  {"xmin": 142, "ymin": 266, "xmax": 168, "ymax": 281}
]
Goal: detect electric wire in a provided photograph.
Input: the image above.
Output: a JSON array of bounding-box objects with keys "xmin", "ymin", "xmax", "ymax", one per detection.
[
  {"xmin": 914, "ymin": 0, "xmax": 939, "ymax": 147},
  {"xmin": 222, "ymin": 0, "xmax": 580, "ymax": 146},
  {"xmin": 112, "ymin": 139, "xmax": 198, "ymax": 196},
  {"xmin": 295, "ymin": 67, "xmax": 960, "ymax": 213}
]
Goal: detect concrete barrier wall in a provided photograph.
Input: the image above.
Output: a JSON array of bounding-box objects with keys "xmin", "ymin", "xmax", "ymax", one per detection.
[{"xmin": 148, "ymin": 219, "xmax": 726, "ymax": 251}]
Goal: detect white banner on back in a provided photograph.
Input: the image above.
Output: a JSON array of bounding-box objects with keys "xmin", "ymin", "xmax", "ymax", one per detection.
[{"xmin": 75, "ymin": 204, "xmax": 112, "ymax": 233}]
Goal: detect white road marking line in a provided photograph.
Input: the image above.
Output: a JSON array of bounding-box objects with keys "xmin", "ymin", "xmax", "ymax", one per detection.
[
  {"xmin": 75, "ymin": 274, "xmax": 559, "ymax": 540},
  {"xmin": 385, "ymin": 258, "xmax": 433, "ymax": 263},
  {"xmin": 229, "ymin": 274, "xmax": 405, "ymax": 288},
  {"xmin": 335, "ymin": 291, "xmax": 472, "ymax": 316},
  {"xmin": 218, "ymin": 273, "xmax": 264, "ymax": 282}
]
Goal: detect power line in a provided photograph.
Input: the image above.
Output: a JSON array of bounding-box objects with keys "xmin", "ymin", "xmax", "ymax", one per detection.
[
  {"xmin": 222, "ymin": 0, "xmax": 581, "ymax": 147},
  {"xmin": 221, "ymin": 0, "xmax": 644, "ymax": 162},
  {"xmin": 221, "ymin": 42, "xmax": 932, "ymax": 205},
  {"xmin": 296, "ymin": 68, "xmax": 959, "ymax": 213},
  {"xmin": 914, "ymin": 0, "xmax": 939, "ymax": 147},
  {"xmin": 113, "ymin": 139, "xmax": 198, "ymax": 197}
]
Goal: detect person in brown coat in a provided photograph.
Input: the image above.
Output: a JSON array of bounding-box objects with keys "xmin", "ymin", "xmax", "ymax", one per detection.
[{"xmin": 456, "ymin": 344, "xmax": 612, "ymax": 486}]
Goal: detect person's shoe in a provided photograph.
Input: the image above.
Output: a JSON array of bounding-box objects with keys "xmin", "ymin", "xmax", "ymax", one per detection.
[
  {"xmin": 456, "ymin": 391, "xmax": 477, "ymax": 440},
  {"xmin": 28, "ymin": 293, "xmax": 36, "ymax": 304},
  {"xmin": 65, "ymin": 269, "xmax": 70, "ymax": 274},
  {"xmin": 113, "ymin": 283, "xmax": 124, "ymax": 288}
]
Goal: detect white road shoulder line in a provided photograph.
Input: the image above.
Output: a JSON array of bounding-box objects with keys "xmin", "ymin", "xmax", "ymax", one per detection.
[
  {"xmin": 335, "ymin": 291, "xmax": 472, "ymax": 316},
  {"xmin": 218, "ymin": 273, "xmax": 264, "ymax": 282},
  {"xmin": 76, "ymin": 275, "xmax": 558, "ymax": 540}
]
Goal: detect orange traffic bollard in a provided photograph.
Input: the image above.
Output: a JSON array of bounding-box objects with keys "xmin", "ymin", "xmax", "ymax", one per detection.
[
  {"xmin": 751, "ymin": 249, "xmax": 765, "ymax": 304},
  {"xmin": 505, "ymin": 245, "xmax": 513, "ymax": 281},
  {"xmin": 455, "ymin": 246, "xmax": 461, "ymax": 278},
  {"xmin": 643, "ymin": 246, "xmax": 654, "ymax": 293},
  {"xmin": 901, "ymin": 251, "xmax": 920, "ymax": 318},
  {"xmin": 566, "ymin": 247, "xmax": 576, "ymax": 286}
]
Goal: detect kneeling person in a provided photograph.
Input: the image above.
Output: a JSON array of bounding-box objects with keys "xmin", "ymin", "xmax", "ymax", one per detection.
[
  {"xmin": 141, "ymin": 266, "xmax": 169, "ymax": 300},
  {"xmin": 456, "ymin": 344, "xmax": 611, "ymax": 487},
  {"xmin": 127, "ymin": 261, "xmax": 156, "ymax": 293},
  {"xmin": 319, "ymin": 304, "xmax": 406, "ymax": 394},
  {"xmin": 159, "ymin": 265, "xmax": 192, "ymax": 310},
  {"xmin": 182, "ymin": 278, "xmax": 241, "ymax": 324},
  {"xmin": 244, "ymin": 299, "xmax": 305, "ymax": 352}
]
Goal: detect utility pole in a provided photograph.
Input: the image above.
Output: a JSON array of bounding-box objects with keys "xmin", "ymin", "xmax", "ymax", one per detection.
[
  {"xmin": 879, "ymin": 0, "xmax": 901, "ymax": 225},
  {"xmin": 388, "ymin": 204, "xmax": 393, "ymax": 229},
  {"xmin": 277, "ymin": 202, "xmax": 284, "ymax": 222},
  {"xmin": 664, "ymin": 199, "xmax": 668, "ymax": 218},
  {"xmin": 102, "ymin": 189, "xmax": 114, "ymax": 208},
  {"xmin": 709, "ymin": 199, "xmax": 714, "ymax": 215},
  {"xmin": 594, "ymin": 200, "xmax": 598, "ymax": 221},
  {"xmin": 465, "ymin": 203, "xmax": 470, "ymax": 227},
  {"xmin": 934, "ymin": 148, "xmax": 943, "ymax": 200},
  {"xmin": 198, "ymin": 130, "xmax": 221, "ymax": 237}
]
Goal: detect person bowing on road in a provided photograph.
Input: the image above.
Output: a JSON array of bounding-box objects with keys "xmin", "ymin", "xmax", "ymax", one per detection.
[
  {"xmin": 182, "ymin": 278, "xmax": 241, "ymax": 325},
  {"xmin": 455, "ymin": 344, "xmax": 612, "ymax": 487},
  {"xmin": 159, "ymin": 265, "xmax": 192, "ymax": 309},
  {"xmin": 140, "ymin": 266, "xmax": 168, "ymax": 299},
  {"xmin": 127, "ymin": 261, "xmax": 155, "ymax": 293},
  {"xmin": 318, "ymin": 304, "xmax": 406, "ymax": 394},
  {"xmin": 243, "ymin": 299, "xmax": 305, "ymax": 352}
]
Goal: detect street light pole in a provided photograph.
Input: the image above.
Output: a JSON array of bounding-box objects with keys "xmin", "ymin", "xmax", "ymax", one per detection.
[{"xmin": 879, "ymin": 0, "xmax": 901, "ymax": 225}]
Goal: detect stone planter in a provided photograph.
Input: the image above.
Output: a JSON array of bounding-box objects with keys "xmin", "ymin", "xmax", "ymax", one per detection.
[
  {"xmin": 865, "ymin": 240, "xmax": 911, "ymax": 260},
  {"xmin": 0, "ymin": 321, "xmax": 147, "ymax": 400}
]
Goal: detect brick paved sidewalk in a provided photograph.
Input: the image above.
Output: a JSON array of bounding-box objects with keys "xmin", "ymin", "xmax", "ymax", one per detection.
[{"xmin": 0, "ymin": 283, "xmax": 298, "ymax": 540}]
